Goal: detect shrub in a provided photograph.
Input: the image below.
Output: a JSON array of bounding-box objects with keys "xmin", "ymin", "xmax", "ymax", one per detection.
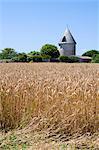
[
  {"xmin": 41, "ymin": 55, "xmax": 51, "ymax": 62},
  {"xmin": 12, "ymin": 57, "xmax": 19, "ymax": 62},
  {"xmin": 91, "ymin": 54, "xmax": 99, "ymax": 63},
  {"xmin": 12, "ymin": 53, "xmax": 27, "ymax": 62},
  {"xmin": 59, "ymin": 55, "xmax": 70, "ymax": 62},
  {"xmin": 69, "ymin": 56, "xmax": 79, "ymax": 63},
  {"xmin": 50, "ymin": 58, "xmax": 60, "ymax": 62},
  {"xmin": 27, "ymin": 55, "xmax": 42, "ymax": 62},
  {"xmin": 33, "ymin": 56, "xmax": 42, "ymax": 62},
  {"xmin": 41, "ymin": 54, "xmax": 51, "ymax": 59},
  {"xmin": 0, "ymin": 59, "xmax": 13, "ymax": 63}
]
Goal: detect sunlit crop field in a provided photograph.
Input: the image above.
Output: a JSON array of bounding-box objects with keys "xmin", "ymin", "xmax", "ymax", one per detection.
[{"xmin": 0, "ymin": 63, "xmax": 99, "ymax": 149}]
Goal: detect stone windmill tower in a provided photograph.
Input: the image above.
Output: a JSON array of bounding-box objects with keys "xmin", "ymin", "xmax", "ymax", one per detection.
[{"xmin": 58, "ymin": 28, "xmax": 76, "ymax": 56}]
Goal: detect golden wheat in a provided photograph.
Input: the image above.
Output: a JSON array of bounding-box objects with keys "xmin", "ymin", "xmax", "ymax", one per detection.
[{"xmin": 0, "ymin": 63, "xmax": 99, "ymax": 136}]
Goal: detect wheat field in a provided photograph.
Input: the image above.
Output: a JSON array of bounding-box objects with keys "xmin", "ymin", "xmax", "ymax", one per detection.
[{"xmin": 0, "ymin": 63, "xmax": 99, "ymax": 149}]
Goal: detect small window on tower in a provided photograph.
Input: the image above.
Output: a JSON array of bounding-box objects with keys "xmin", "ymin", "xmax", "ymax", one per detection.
[
  {"xmin": 62, "ymin": 36, "xmax": 66, "ymax": 42},
  {"xmin": 60, "ymin": 45, "xmax": 62, "ymax": 48}
]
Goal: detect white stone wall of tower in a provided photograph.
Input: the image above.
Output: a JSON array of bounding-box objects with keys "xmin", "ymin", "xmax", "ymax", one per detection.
[{"xmin": 59, "ymin": 43, "xmax": 75, "ymax": 56}]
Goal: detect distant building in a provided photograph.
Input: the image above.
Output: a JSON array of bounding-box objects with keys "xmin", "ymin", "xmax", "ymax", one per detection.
[
  {"xmin": 58, "ymin": 28, "xmax": 76, "ymax": 56},
  {"xmin": 79, "ymin": 56, "xmax": 92, "ymax": 63}
]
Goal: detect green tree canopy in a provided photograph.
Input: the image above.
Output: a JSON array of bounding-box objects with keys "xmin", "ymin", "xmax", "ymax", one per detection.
[
  {"xmin": 12, "ymin": 53, "xmax": 27, "ymax": 62},
  {"xmin": 82, "ymin": 50, "xmax": 99, "ymax": 57},
  {"xmin": 0, "ymin": 53, "xmax": 3, "ymax": 59},
  {"xmin": 28, "ymin": 51, "xmax": 40, "ymax": 56},
  {"xmin": 92, "ymin": 54, "xmax": 99, "ymax": 63},
  {"xmin": 1, "ymin": 48, "xmax": 17, "ymax": 59},
  {"xmin": 40, "ymin": 44, "xmax": 60, "ymax": 58}
]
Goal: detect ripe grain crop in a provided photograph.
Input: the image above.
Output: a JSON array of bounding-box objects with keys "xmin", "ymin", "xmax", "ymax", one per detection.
[{"xmin": 0, "ymin": 63, "xmax": 99, "ymax": 138}]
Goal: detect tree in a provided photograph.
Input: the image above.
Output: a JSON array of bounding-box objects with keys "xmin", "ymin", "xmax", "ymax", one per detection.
[
  {"xmin": 0, "ymin": 53, "xmax": 3, "ymax": 59},
  {"xmin": 92, "ymin": 54, "xmax": 99, "ymax": 63},
  {"xmin": 28, "ymin": 51, "xmax": 40, "ymax": 56},
  {"xmin": 82, "ymin": 50, "xmax": 99, "ymax": 57},
  {"xmin": 1, "ymin": 48, "xmax": 17, "ymax": 59},
  {"xmin": 40, "ymin": 44, "xmax": 60, "ymax": 58},
  {"xmin": 12, "ymin": 53, "xmax": 27, "ymax": 62},
  {"xmin": 41, "ymin": 54, "xmax": 51, "ymax": 59}
]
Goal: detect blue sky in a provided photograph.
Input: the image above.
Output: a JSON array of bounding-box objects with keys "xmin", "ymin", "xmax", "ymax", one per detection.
[{"xmin": 0, "ymin": 0, "xmax": 99, "ymax": 55}]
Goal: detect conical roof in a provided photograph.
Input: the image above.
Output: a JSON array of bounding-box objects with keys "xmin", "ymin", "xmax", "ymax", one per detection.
[{"xmin": 61, "ymin": 28, "xmax": 76, "ymax": 44}]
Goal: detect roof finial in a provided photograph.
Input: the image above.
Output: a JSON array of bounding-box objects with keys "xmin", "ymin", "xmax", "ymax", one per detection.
[
  {"xmin": 66, "ymin": 24, "xmax": 69, "ymax": 30},
  {"xmin": 64, "ymin": 24, "xmax": 69, "ymax": 35}
]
